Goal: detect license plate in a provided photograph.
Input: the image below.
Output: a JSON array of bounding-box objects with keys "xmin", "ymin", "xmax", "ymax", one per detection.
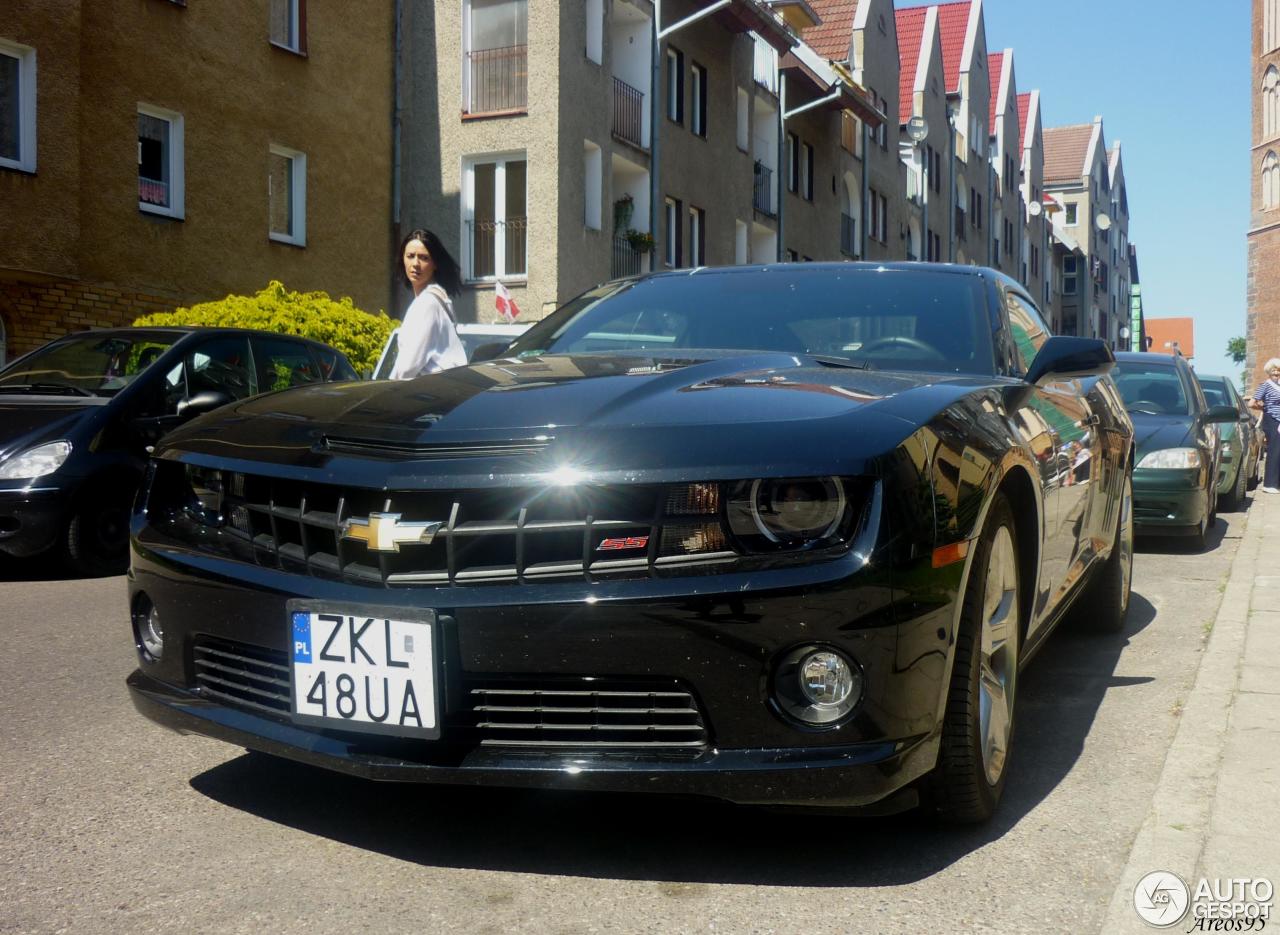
[{"xmin": 289, "ymin": 608, "xmax": 438, "ymax": 739}]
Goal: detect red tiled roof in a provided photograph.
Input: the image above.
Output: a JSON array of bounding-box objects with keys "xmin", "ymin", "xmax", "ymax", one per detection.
[
  {"xmin": 988, "ymin": 51, "xmax": 1004, "ymax": 129},
  {"xmin": 802, "ymin": 0, "xmax": 859, "ymax": 61},
  {"xmin": 1017, "ymin": 91, "xmax": 1032, "ymax": 153},
  {"xmin": 935, "ymin": 1, "xmax": 971, "ymax": 93},
  {"xmin": 1043, "ymin": 123, "xmax": 1094, "ymax": 183},
  {"xmin": 896, "ymin": 6, "xmax": 927, "ymax": 124}
]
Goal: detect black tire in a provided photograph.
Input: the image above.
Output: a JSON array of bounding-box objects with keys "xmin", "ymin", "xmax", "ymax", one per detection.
[
  {"xmin": 64, "ymin": 493, "xmax": 131, "ymax": 577},
  {"xmin": 1221, "ymin": 459, "xmax": 1246, "ymax": 512},
  {"xmin": 1248, "ymin": 452, "xmax": 1261, "ymax": 491},
  {"xmin": 928, "ymin": 494, "xmax": 1020, "ymax": 824},
  {"xmin": 1072, "ymin": 472, "xmax": 1133, "ymax": 632}
]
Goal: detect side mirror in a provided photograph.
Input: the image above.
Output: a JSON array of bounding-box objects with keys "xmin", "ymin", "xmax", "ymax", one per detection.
[
  {"xmin": 1204, "ymin": 404, "xmax": 1240, "ymax": 425},
  {"xmin": 176, "ymin": 389, "xmax": 233, "ymax": 419},
  {"xmin": 469, "ymin": 342, "xmax": 511, "ymax": 363},
  {"xmin": 1025, "ymin": 336, "xmax": 1115, "ymax": 385}
]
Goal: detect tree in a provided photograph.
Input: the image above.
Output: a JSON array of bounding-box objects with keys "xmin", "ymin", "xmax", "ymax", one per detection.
[
  {"xmin": 1228, "ymin": 336, "xmax": 1247, "ymax": 388},
  {"xmin": 133, "ymin": 281, "xmax": 395, "ymax": 375}
]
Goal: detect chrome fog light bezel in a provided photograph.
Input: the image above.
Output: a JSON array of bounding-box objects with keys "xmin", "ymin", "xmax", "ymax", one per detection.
[
  {"xmin": 772, "ymin": 644, "xmax": 864, "ymax": 728},
  {"xmin": 132, "ymin": 593, "xmax": 164, "ymax": 663}
]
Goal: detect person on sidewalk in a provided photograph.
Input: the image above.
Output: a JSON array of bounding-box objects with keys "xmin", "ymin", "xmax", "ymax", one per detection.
[
  {"xmin": 390, "ymin": 228, "xmax": 467, "ymax": 380},
  {"xmin": 1248, "ymin": 357, "xmax": 1280, "ymax": 493}
]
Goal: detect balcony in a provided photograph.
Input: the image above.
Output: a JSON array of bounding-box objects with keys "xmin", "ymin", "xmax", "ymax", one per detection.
[
  {"xmin": 611, "ymin": 234, "xmax": 644, "ymax": 279},
  {"xmin": 753, "ymin": 162, "xmax": 774, "ymax": 216},
  {"xmin": 467, "ymin": 217, "xmax": 528, "ymax": 280},
  {"xmin": 466, "ymin": 44, "xmax": 528, "ymax": 115},
  {"xmin": 612, "ymin": 76, "xmax": 645, "ymax": 149},
  {"xmin": 840, "ymin": 214, "xmax": 858, "ymax": 258}
]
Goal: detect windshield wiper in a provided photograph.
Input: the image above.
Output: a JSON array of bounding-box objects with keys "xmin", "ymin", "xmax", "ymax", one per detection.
[
  {"xmin": 809, "ymin": 355, "xmax": 875, "ymax": 370},
  {"xmin": 0, "ymin": 382, "xmax": 95, "ymax": 397}
]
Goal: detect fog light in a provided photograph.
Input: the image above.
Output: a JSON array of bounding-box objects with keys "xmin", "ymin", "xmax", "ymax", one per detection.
[
  {"xmin": 132, "ymin": 594, "xmax": 164, "ymax": 662},
  {"xmin": 799, "ymin": 651, "xmax": 854, "ymax": 707},
  {"xmin": 774, "ymin": 645, "xmax": 863, "ymax": 727}
]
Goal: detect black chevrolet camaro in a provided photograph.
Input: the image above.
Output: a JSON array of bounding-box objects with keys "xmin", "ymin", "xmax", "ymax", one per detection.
[{"xmin": 126, "ymin": 263, "xmax": 1133, "ymax": 823}]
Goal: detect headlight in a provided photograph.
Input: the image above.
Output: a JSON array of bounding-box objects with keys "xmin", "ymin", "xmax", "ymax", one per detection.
[
  {"xmin": 1220, "ymin": 442, "xmax": 1233, "ymax": 460},
  {"xmin": 1137, "ymin": 448, "xmax": 1202, "ymax": 470},
  {"xmin": 726, "ymin": 477, "xmax": 848, "ymax": 550},
  {"xmin": 0, "ymin": 440, "xmax": 72, "ymax": 480}
]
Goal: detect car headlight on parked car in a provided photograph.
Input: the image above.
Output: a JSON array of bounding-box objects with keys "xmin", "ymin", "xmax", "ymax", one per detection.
[
  {"xmin": 0, "ymin": 440, "xmax": 72, "ymax": 480},
  {"xmin": 726, "ymin": 476, "xmax": 849, "ymax": 551},
  {"xmin": 1137, "ymin": 448, "xmax": 1202, "ymax": 470},
  {"xmin": 1220, "ymin": 441, "xmax": 1233, "ymax": 460}
]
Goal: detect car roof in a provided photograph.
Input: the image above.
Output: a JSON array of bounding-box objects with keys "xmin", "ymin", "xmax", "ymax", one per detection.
[
  {"xmin": 1196, "ymin": 373, "xmax": 1229, "ymax": 385},
  {"xmin": 50, "ymin": 326, "xmax": 346, "ymax": 353},
  {"xmin": 616, "ymin": 260, "xmax": 1014, "ymax": 287},
  {"xmin": 1113, "ymin": 351, "xmax": 1186, "ymax": 368}
]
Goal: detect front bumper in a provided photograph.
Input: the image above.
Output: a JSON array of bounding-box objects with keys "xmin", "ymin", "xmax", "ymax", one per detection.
[
  {"xmin": 1133, "ymin": 467, "xmax": 1209, "ymax": 535},
  {"xmin": 0, "ymin": 485, "xmax": 67, "ymax": 558},
  {"xmin": 125, "ymin": 529, "xmax": 956, "ymax": 811}
]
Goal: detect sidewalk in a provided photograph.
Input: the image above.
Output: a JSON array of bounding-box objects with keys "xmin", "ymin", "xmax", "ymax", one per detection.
[{"xmin": 1101, "ymin": 486, "xmax": 1280, "ymax": 932}]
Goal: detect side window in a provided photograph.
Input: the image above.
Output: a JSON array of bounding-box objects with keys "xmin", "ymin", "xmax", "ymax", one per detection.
[
  {"xmin": 188, "ymin": 336, "xmax": 254, "ymax": 400},
  {"xmin": 251, "ymin": 336, "xmax": 322, "ymax": 391},
  {"xmin": 1184, "ymin": 367, "xmax": 1208, "ymax": 413},
  {"xmin": 312, "ymin": 345, "xmax": 357, "ymax": 381},
  {"xmin": 1005, "ymin": 291, "xmax": 1050, "ymax": 375}
]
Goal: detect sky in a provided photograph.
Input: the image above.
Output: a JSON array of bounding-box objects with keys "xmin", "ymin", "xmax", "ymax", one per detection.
[{"xmin": 978, "ymin": 0, "xmax": 1251, "ymax": 386}]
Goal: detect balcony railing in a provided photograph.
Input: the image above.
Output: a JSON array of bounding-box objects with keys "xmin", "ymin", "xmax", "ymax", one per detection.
[
  {"xmin": 612, "ymin": 76, "xmax": 644, "ymax": 148},
  {"xmin": 840, "ymin": 214, "xmax": 858, "ymax": 258},
  {"xmin": 467, "ymin": 44, "xmax": 528, "ymax": 114},
  {"xmin": 467, "ymin": 217, "xmax": 528, "ymax": 279},
  {"xmin": 611, "ymin": 234, "xmax": 643, "ymax": 279},
  {"xmin": 139, "ymin": 177, "xmax": 169, "ymax": 207},
  {"xmin": 753, "ymin": 162, "xmax": 774, "ymax": 216}
]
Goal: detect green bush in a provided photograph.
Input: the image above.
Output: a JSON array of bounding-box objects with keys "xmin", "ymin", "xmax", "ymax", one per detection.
[{"xmin": 132, "ymin": 281, "xmax": 395, "ymax": 375}]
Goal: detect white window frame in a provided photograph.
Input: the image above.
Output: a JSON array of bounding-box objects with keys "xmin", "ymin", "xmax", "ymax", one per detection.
[
  {"xmin": 800, "ymin": 141, "xmax": 813, "ymax": 201},
  {"xmin": 689, "ymin": 205, "xmax": 703, "ymax": 266},
  {"xmin": 664, "ymin": 196, "xmax": 679, "ymax": 267},
  {"xmin": 0, "ymin": 39, "xmax": 36, "ymax": 173},
  {"xmin": 666, "ymin": 47, "xmax": 683, "ymax": 123},
  {"xmin": 1065, "ymin": 202, "xmax": 1078, "ymax": 225},
  {"xmin": 137, "ymin": 104, "xmax": 184, "ymax": 219},
  {"xmin": 269, "ymin": 0, "xmax": 302, "ymax": 52},
  {"xmin": 268, "ymin": 144, "xmax": 306, "ymax": 246},
  {"xmin": 462, "ymin": 151, "xmax": 528, "ymax": 282},
  {"xmin": 690, "ymin": 62, "xmax": 705, "ymax": 137},
  {"xmin": 1063, "ymin": 255, "xmax": 1078, "ymax": 296},
  {"xmin": 585, "ymin": 0, "xmax": 603, "ymax": 64}
]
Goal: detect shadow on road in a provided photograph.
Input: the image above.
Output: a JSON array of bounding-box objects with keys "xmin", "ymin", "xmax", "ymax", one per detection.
[{"xmin": 189, "ymin": 591, "xmax": 1160, "ymax": 886}]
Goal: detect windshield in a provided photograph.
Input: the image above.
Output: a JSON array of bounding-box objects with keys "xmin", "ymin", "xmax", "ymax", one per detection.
[
  {"xmin": 0, "ymin": 332, "xmax": 179, "ymax": 397},
  {"xmin": 1112, "ymin": 360, "xmax": 1190, "ymax": 416},
  {"xmin": 504, "ymin": 267, "xmax": 995, "ymax": 375}
]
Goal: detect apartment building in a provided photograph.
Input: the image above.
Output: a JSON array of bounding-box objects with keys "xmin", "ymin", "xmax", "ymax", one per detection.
[
  {"xmin": 988, "ymin": 50, "xmax": 1019, "ymax": 278},
  {"xmin": 0, "ymin": 0, "xmax": 395, "ymax": 363},
  {"xmin": 1248, "ymin": 0, "xmax": 1280, "ymax": 383},
  {"xmin": 1018, "ymin": 90, "xmax": 1050, "ymax": 321}
]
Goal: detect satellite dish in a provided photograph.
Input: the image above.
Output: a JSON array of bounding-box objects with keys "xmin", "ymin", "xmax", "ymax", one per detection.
[
  {"xmin": 1119, "ymin": 326, "xmax": 1131, "ymax": 340},
  {"xmin": 906, "ymin": 115, "xmax": 929, "ymax": 142},
  {"xmin": 1028, "ymin": 201, "xmax": 1043, "ymax": 217},
  {"xmin": 1095, "ymin": 212, "xmax": 1112, "ymax": 231}
]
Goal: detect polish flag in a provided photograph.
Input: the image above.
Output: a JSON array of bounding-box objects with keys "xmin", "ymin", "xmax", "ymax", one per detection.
[{"xmin": 495, "ymin": 281, "xmax": 521, "ymax": 322}]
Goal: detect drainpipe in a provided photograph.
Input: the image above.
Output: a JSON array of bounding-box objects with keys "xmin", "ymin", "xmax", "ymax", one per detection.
[
  {"xmin": 861, "ymin": 121, "xmax": 870, "ymax": 259},
  {"xmin": 947, "ymin": 115, "xmax": 956, "ymax": 262},
  {"xmin": 392, "ymin": 0, "xmax": 404, "ymax": 311},
  {"xmin": 777, "ymin": 73, "xmax": 786, "ymax": 261}
]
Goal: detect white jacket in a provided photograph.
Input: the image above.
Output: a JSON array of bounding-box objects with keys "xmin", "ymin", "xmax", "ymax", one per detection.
[{"xmin": 390, "ymin": 284, "xmax": 468, "ymax": 380}]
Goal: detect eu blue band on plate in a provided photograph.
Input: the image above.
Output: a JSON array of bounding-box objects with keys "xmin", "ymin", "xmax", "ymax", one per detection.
[{"xmin": 292, "ymin": 612, "xmax": 312, "ymax": 663}]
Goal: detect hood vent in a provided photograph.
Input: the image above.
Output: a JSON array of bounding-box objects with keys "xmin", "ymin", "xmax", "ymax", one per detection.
[{"xmin": 322, "ymin": 435, "xmax": 551, "ymax": 460}]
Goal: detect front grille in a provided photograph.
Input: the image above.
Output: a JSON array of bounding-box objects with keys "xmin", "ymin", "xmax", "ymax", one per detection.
[
  {"xmin": 190, "ymin": 636, "xmax": 709, "ymax": 750},
  {"xmin": 193, "ymin": 639, "xmax": 291, "ymax": 717},
  {"xmin": 468, "ymin": 683, "xmax": 709, "ymax": 748},
  {"xmin": 162, "ymin": 467, "xmax": 741, "ymax": 588}
]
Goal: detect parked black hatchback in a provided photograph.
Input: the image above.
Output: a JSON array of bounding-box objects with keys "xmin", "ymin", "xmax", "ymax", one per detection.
[{"xmin": 0, "ymin": 327, "xmax": 357, "ymax": 574}]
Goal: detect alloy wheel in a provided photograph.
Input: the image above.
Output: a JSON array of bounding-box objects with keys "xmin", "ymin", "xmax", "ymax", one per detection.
[{"xmin": 979, "ymin": 525, "xmax": 1019, "ymax": 786}]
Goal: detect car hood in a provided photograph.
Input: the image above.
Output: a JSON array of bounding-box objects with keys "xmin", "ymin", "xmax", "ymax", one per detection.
[
  {"xmin": 1130, "ymin": 413, "xmax": 1195, "ymax": 459},
  {"xmin": 0, "ymin": 398, "xmax": 103, "ymax": 459},
  {"xmin": 161, "ymin": 353, "xmax": 1000, "ymax": 479}
]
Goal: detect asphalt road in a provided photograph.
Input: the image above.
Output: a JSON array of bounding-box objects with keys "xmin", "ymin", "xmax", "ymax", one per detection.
[{"xmin": 0, "ymin": 506, "xmax": 1248, "ymax": 935}]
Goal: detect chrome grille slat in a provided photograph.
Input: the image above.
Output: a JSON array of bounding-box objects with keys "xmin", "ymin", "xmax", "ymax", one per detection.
[{"xmin": 193, "ymin": 639, "xmax": 292, "ymax": 716}]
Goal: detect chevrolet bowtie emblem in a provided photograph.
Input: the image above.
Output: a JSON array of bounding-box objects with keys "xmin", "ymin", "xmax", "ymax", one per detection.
[{"xmin": 341, "ymin": 512, "xmax": 444, "ymax": 552}]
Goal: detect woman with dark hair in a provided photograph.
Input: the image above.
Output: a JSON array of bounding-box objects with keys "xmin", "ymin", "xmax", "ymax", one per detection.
[{"xmin": 389, "ymin": 228, "xmax": 467, "ymax": 379}]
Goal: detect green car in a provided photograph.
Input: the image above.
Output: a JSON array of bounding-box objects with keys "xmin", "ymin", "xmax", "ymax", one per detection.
[
  {"xmin": 1112, "ymin": 353, "xmax": 1239, "ymax": 548},
  {"xmin": 1197, "ymin": 373, "xmax": 1262, "ymax": 510}
]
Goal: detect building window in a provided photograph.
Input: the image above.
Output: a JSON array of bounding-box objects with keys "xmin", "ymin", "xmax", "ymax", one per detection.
[
  {"xmin": 666, "ymin": 47, "xmax": 684, "ymax": 124},
  {"xmin": 1031, "ymin": 244, "xmax": 1040, "ymax": 277},
  {"xmin": 664, "ymin": 196, "xmax": 682, "ymax": 266},
  {"xmin": 786, "ymin": 133, "xmax": 798, "ymax": 193},
  {"xmin": 689, "ymin": 205, "xmax": 705, "ymax": 266},
  {"xmin": 785, "ymin": 248, "xmax": 798, "ymax": 262},
  {"xmin": 1265, "ymin": 151, "xmax": 1280, "ymax": 209},
  {"xmin": 1063, "ymin": 256, "xmax": 1078, "ymax": 295},
  {"xmin": 1267, "ymin": 0, "xmax": 1280, "ymax": 53},
  {"xmin": 269, "ymin": 0, "xmax": 305, "ymax": 53},
  {"xmin": 840, "ymin": 110, "xmax": 859, "ymax": 156},
  {"xmin": 465, "ymin": 0, "xmax": 529, "ymax": 115},
  {"xmin": 0, "ymin": 39, "xmax": 35, "ymax": 173},
  {"xmin": 583, "ymin": 139, "xmax": 601, "ymax": 230},
  {"xmin": 138, "ymin": 105, "xmax": 184, "ymax": 219},
  {"xmin": 1065, "ymin": 202, "xmax": 1078, "ymax": 225},
  {"xmin": 1265, "ymin": 66, "xmax": 1280, "ymax": 140},
  {"xmin": 801, "ymin": 142, "xmax": 813, "ymax": 201},
  {"xmin": 690, "ymin": 62, "xmax": 707, "ymax": 137},
  {"xmin": 585, "ymin": 0, "xmax": 603, "ymax": 64},
  {"xmin": 465, "ymin": 153, "xmax": 527, "ymax": 280},
  {"xmin": 878, "ymin": 192, "xmax": 887, "ymax": 241},
  {"xmin": 268, "ymin": 145, "xmax": 306, "ymax": 245}
]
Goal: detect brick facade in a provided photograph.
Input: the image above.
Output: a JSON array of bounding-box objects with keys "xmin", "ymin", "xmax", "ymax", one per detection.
[
  {"xmin": 0, "ymin": 277, "xmax": 182, "ymax": 362},
  {"xmin": 1250, "ymin": 0, "xmax": 1280, "ymax": 387}
]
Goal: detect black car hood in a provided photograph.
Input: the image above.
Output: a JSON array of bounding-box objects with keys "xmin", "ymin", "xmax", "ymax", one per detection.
[
  {"xmin": 0, "ymin": 398, "xmax": 103, "ymax": 457},
  {"xmin": 161, "ymin": 353, "xmax": 1001, "ymax": 480},
  {"xmin": 1130, "ymin": 413, "xmax": 1195, "ymax": 458}
]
